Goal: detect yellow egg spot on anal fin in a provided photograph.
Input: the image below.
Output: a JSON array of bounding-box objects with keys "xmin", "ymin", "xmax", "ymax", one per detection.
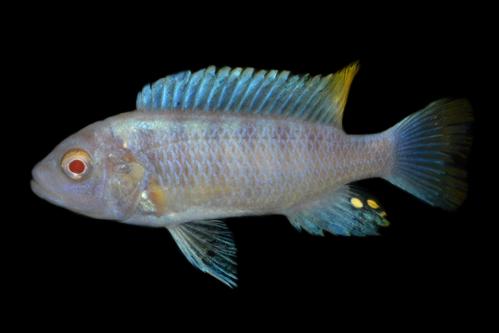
[
  {"xmin": 379, "ymin": 211, "xmax": 387, "ymax": 218},
  {"xmin": 350, "ymin": 197, "xmax": 363, "ymax": 209},
  {"xmin": 367, "ymin": 199, "xmax": 380, "ymax": 209},
  {"xmin": 148, "ymin": 179, "xmax": 167, "ymax": 216},
  {"xmin": 379, "ymin": 217, "xmax": 390, "ymax": 227}
]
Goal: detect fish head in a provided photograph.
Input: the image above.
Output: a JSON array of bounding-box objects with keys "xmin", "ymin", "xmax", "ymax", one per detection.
[{"xmin": 31, "ymin": 120, "xmax": 143, "ymax": 220}]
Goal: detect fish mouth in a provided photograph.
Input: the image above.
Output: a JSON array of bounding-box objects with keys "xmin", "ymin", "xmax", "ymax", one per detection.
[{"xmin": 30, "ymin": 176, "xmax": 65, "ymax": 208}]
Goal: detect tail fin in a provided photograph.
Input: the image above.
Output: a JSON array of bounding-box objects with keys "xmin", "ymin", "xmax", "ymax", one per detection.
[{"xmin": 385, "ymin": 99, "xmax": 473, "ymax": 210}]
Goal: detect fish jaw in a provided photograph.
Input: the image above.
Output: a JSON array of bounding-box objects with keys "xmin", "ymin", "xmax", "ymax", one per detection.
[
  {"xmin": 31, "ymin": 159, "xmax": 67, "ymax": 208},
  {"xmin": 31, "ymin": 178, "xmax": 66, "ymax": 208},
  {"xmin": 30, "ymin": 164, "xmax": 93, "ymax": 217}
]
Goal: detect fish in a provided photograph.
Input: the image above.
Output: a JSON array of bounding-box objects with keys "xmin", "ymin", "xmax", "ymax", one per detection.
[{"xmin": 31, "ymin": 63, "xmax": 473, "ymax": 287}]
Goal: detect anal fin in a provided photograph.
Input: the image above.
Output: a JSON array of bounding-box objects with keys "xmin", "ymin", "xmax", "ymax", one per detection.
[
  {"xmin": 284, "ymin": 185, "xmax": 390, "ymax": 237},
  {"xmin": 167, "ymin": 220, "xmax": 237, "ymax": 287}
]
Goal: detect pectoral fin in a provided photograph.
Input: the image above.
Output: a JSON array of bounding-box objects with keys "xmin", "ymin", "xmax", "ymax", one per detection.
[{"xmin": 167, "ymin": 220, "xmax": 237, "ymax": 287}]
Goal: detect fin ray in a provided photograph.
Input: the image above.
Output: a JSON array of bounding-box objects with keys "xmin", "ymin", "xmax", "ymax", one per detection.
[
  {"xmin": 385, "ymin": 99, "xmax": 473, "ymax": 210},
  {"xmin": 167, "ymin": 220, "xmax": 237, "ymax": 287},
  {"xmin": 284, "ymin": 185, "xmax": 390, "ymax": 237},
  {"xmin": 136, "ymin": 63, "xmax": 359, "ymax": 128}
]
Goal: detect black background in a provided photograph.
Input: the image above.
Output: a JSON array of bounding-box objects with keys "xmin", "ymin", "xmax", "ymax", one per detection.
[{"xmin": 8, "ymin": 6, "xmax": 494, "ymax": 328}]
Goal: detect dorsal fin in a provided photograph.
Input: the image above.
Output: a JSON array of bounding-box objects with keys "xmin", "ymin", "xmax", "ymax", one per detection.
[{"xmin": 136, "ymin": 63, "xmax": 358, "ymax": 128}]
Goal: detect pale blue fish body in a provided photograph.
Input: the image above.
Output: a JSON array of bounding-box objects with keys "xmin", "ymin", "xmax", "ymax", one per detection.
[
  {"xmin": 31, "ymin": 63, "xmax": 473, "ymax": 287},
  {"xmin": 108, "ymin": 111, "xmax": 392, "ymax": 229}
]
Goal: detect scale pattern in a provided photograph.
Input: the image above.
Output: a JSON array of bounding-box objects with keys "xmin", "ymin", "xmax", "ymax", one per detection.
[{"xmin": 111, "ymin": 113, "xmax": 393, "ymax": 220}]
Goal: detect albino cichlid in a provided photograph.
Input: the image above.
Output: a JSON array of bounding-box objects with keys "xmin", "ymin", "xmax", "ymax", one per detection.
[{"xmin": 31, "ymin": 63, "xmax": 472, "ymax": 287}]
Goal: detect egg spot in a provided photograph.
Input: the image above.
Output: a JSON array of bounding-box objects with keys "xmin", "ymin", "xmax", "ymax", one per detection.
[
  {"xmin": 378, "ymin": 218, "xmax": 390, "ymax": 227},
  {"xmin": 350, "ymin": 197, "xmax": 363, "ymax": 209},
  {"xmin": 367, "ymin": 199, "xmax": 380, "ymax": 209},
  {"xmin": 68, "ymin": 159, "xmax": 86, "ymax": 174}
]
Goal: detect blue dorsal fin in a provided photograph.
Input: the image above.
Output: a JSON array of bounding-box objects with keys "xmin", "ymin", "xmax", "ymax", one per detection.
[{"xmin": 136, "ymin": 63, "xmax": 359, "ymax": 128}]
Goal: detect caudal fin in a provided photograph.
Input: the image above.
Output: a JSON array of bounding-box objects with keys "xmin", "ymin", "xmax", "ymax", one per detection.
[{"xmin": 385, "ymin": 99, "xmax": 473, "ymax": 210}]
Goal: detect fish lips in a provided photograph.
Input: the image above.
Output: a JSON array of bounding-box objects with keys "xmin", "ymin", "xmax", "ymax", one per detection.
[
  {"xmin": 31, "ymin": 171, "xmax": 66, "ymax": 208},
  {"xmin": 31, "ymin": 162, "xmax": 109, "ymax": 219}
]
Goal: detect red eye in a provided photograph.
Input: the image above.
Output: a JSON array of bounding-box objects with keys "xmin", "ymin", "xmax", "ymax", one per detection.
[
  {"xmin": 68, "ymin": 159, "xmax": 86, "ymax": 174},
  {"xmin": 61, "ymin": 149, "xmax": 92, "ymax": 180}
]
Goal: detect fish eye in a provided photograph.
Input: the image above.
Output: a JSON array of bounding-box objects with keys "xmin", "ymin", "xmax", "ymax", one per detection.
[{"xmin": 61, "ymin": 149, "xmax": 92, "ymax": 180}]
